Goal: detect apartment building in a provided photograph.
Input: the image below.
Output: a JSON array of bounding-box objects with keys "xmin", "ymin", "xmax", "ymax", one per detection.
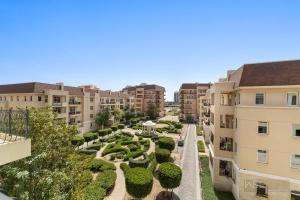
[
  {"xmin": 203, "ymin": 60, "xmax": 300, "ymax": 200},
  {"xmin": 122, "ymin": 84, "xmax": 165, "ymax": 117},
  {"xmin": 174, "ymin": 91, "xmax": 179, "ymax": 104},
  {"xmin": 179, "ymin": 83, "xmax": 210, "ymax": 122},
  {"xmin": 0, "ymin": 82, "xmax": 93, "ymax": 133}
]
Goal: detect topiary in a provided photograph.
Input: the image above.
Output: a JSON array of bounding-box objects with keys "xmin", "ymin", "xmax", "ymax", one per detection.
[
  {"xmin": 155, "ymin": 148, "xmax": 170, "ymax": 163},
  {"xmin": 129, "ymin": 153, "xmax": 150, "ymax": 168},
  {"xmin": 83, "ymin": 183, "xmax": 106, "ymax": 200},
  {"xmin": 83, "ymin": 132, "xmax": 98, "ymax": 146},
  {"xmin": 158, "ymin": 137, "xmax": 175, "ymax": 151},
  {"xmin": 71, "ymin": 135, "xmax": 85, "ymax": 147},
  {"xmin": 118, "ymin": 124, "xmax": 125, "ymax": 129},
  {"xmin": 125, "ymin": 167, "xmax": 153, "ymax": 199},
  {"xmin": 158, "ymin": 162, "xmax": 182, "ymax": 190},
  {"xmin": 98, "ymin": 129, "xmax": 108, "ymax": 137}
]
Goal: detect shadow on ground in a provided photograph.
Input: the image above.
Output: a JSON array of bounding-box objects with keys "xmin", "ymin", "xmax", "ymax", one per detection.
[{"xmin": 155, "ymin": 191, "xmax": 180, "ymax": 200}]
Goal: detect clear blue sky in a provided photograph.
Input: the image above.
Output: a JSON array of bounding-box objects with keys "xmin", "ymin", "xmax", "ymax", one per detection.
[{"xmin": 1, "ymin": 1, "xmax": 300, "ymax": 100}]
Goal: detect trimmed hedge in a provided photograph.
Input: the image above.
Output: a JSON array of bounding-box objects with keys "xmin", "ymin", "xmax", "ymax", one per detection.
[
  {"xmin": 120, "ymin": 163, "xmax": 130, "ymax": 174},
  {"xmin": 96, "ymin": 170, "xmax": 117, "ymax": 194},
  {"xmin": 158, "ymin": 137, "xmax": 175, "ymax": 151},
  {"xmin": 83, "ymin": 132, "xmax": 98, "ymax": 144},
  {"xmin": 77, "ymin": 170, "xmax": 93, "ymax": 189},
  {"xmin": 124, "ymin": 149, "xmax": 144, "ymax": 161},
  {"xmin": 158, "ymin": 162, "xmax": 182, "ymax": 189},
  {"xmin": 129, "ymin": 153, "xmax": 150, "ymax": 168},
  {"xmin": 98, "ymin": 128, "xmax": 113, "ymax": 137},
  {"xmin": 78, "ymin": 149, "xmax": 97, "ymax": 156},
  {"xmin": 86, "ymin": 159, "xmax": 116, "ymax": 172},
  {"xmin": 71, "ymin": 135, "xmax": 85, "ymax": 146},
  {"xmin": 125, "ymin": 167, "xmax": 153, "ymax": 199},
  {"xmin": 155, "ymin": 148, "xmax": 170, "ymax": 163},
  {"xmin": 148, "ymin": 158, "xmax": 157, "ymax": 173},
  {"xmin": 83, "ymin": 183, "xmax": 106, "ymax": 200},
  {"xmin": 198, "ymin": 140, "xmax": 205, "ymax": 153},
  {"xmin": 86, "ymin": 143, "xmax": 102, "ymax": 151},
  {"xmin": 101, "ymin": 144, "xmax": 129, "ymax": 156},
  {"xmin": 118, "ymin": 124, "xmax": 125, "ymax": 129},
  {"xmin": 111, "ymin": 126, "xmax": 118, "ymax": 132},
  {"xmin": 128, "ymin": 144, "xmax": 139, "ymax": 151}
]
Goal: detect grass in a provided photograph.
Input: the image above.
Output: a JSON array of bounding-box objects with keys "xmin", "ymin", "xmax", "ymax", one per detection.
[
  {"xmin": 166, "ymin": 108, "xmax": 179, "ymax": 116},
  {"xmin": 198, "ymin": 140, "xmax": 205, "ymax": 153},
  {"xmin": 199, "ymin": 156, "xmax": 235, "ymax": 200},
  {"xmin": 196, "ymin": 124, "xmax": 202, "ymax": 136}
]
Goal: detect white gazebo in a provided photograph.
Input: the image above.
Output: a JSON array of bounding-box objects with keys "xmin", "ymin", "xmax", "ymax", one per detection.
[{"xmin": 142, "ymin": 120, "xmax": 156, "ymax": 134}]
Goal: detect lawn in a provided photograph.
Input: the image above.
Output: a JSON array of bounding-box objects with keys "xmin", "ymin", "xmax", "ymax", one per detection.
[
  {"xmin": 199, "ymin": 156, "xmax": 235, "ymax": 200},
  {"xmin": 196, "ymin": 124, "xmax": 202, "ymax": 136},
  {"xmin": 197, "ymin": 140, "xmax": 205, "ymax": 153}
]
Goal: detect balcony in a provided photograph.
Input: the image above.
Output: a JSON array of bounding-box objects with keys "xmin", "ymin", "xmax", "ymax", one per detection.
[
  {"xmin": 69, "ymin": 100, "xmax": 81, "ymax": 105},
  {"xmin": 52, "ymin": 102, "xmax": 67, "ymax": 107},
  {"xmin": 0, "ymin": 110, "xmax": 31, "ymax": 166}
]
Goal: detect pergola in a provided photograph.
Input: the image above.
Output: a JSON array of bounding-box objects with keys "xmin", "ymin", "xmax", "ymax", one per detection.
[{"xmin": 142, "ymin": 120, "xmax": 156, "ymax": 134}]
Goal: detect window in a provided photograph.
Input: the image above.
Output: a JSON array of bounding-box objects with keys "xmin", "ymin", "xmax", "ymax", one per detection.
[
  {"xmin": 219, "ymin": 137, "xmax": 233, "ymax": 151},
  {"xmin": 45, "ymin": 96, "xmax": 48, "ymax": 103},
  {"xmin": 90, "ymin": 114, "xmax": 94, "ymax": 119},
  {"xmin": 90, "ymin": 106, "xmax": 93, "ymax": 110},
  {"xmin": 235, "ymin": 118, "xmax": 237, "ymax": 129},
  {"xmin": 24, "ymin": 96, "xmax": 27, "ymax": 102},
  {"xmin": 90, "ymin": 97, "xmax": 94, "ymax": 102},
  {"xmin": 258, "ymin": 122, "xmax": 268, "ymax": 134},
  {"xmin": 292, "ymin": 125, "xmax": 300, "ymax": 137},
  {"xmin": 0, "ymin": 96, "xmax": 2, "ymax": 101},
  {"xmin": 38, "ymin": 96, "xmax": 42, "ymax": 102},
  {"xmin": 17, "ymin": 96, "xmax": 19, "ymax": 101},
  {"xmin": 255, "ymin": 93, "xmax": 264, "ymax": 105},
  {"xmin": 287, "ymin": 93, "xmax": 298, "ymax": 106},
  {"xmin": 10, "ymin": 96, "xmax": 13, "ymax": 101},
  {"xmin": 257, "ymin": 150, "xmax": 268, "ymax": 163},
  {"xmin": 30, "ymin": 96, "xmax": 33, "ymax": 101},
  {"xmin": 234, "ymin": 142, "xmax": 237, "ymax": 153},
  {"xmin": 256, "ymin": 183, "xmax": 268, "ymax": 197},
  {"xmin": 291, "ymin": 154, "xmax": 300, "ymax": 169},
  {"xmin": 291, "ymin": 191, "xmax": 300, "ymax": 200}
]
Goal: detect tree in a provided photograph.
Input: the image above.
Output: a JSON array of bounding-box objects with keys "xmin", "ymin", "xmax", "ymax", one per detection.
[
  {"xmin": 0, "ymin": 107, "xmax": 78, "ymax": 200},
  {"xmin": 146, "ymin": 104, "xmax": 159, "ymax": 120},
  {"xmin": 95, "ymin": 107, "xmax": 111, "ymax": 129},
  {"xmin": 124, "ymin": 107, "xmax": 136, "ymax": 122},
  {"xmin": 112, "ymin": 107, "xmax": 124, "ymax": 123}
]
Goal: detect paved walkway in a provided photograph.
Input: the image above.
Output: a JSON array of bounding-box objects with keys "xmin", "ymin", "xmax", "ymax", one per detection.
[
  {"xmin": 177, "ymin": 124, "xmax": 202, "ymax": 200},
  {"xmin": 105, "ymin": 162, "xmax": 126, "ymax": 200}
]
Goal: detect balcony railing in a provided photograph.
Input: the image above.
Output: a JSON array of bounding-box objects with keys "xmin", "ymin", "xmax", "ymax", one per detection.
[
  {"xmin": 0, "ymin": 109, "xmax": 29, "ymax": 143},
  {"xmin": 69, "ymin": 101, "xmax": 81, "ymax": 105}
]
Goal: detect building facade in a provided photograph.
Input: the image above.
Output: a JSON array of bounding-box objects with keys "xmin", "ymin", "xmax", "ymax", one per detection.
[
  {"xmin": 174, "ymin": 91, "xmax": 179, "ymax": 104},
  {"xmin": 179, "ymin": 83, "xmax": 210, "ymax": 122},
  {"xmin": 203, "ymin": 60, "xmax": 300, "ymax": 200},
  {"xmin": 122, "ymin": 84, "xmax": 166, "ymax": 117}
]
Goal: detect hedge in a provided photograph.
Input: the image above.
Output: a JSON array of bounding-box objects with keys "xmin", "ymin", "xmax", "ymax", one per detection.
[
  {"xmin": 77, "ymin": 170, "xmax": 93, "ymax": 189},
  {"xmin": 101, "ymin": 144, "xmax": 129, "ymax": 156},
  {"xmin": 121, "ymin": 131, "xmax": 133, "ymax": 137},
  {"xmin": 128, "ymin": 144, "xmax": 139, "ymax": 151},
  {"xmin": 158, "ymin": 137, "xmax": 175, "ymax": 151},
  {"xmin": 120, "ymin": 163, "xmax": 130, "ymax": 175},
  {"xmin": 125, "ymin": 167, "xmax": 153, "ymax": 199},
  {"xmin": 83, "ymin": 132, "xmax": 98, "ymax": 145},
  {"xmin": 78, "ymin": 149, "xmax": 97, "ymax": 156},
  {"xmin": 198, "ymin": 140, "xmax": 205, "ymax": 153},
  {"xmin": 118, "ymin": 124, "xmax": 125, "ymax": 129},
  {"xmin": 148, "ymin": 158, "xmax": 157, "ymax": 173},
  {"xmin": 111, "ymin": 126, "xmax": 118, "ymax": 132},
  {"xmin": 96, "ymin": 170, "xmax": 117, "ymax": 194},
  {"xmin": 158, "ymin": 162, "xmax": 182, "ymax": 189},
  {"xmin": 155, "ymin": 148, "xmax": 170, "ymax": 163},
  {"xmin": 86, "ymin": 159, "xmax": 116, "ymax": 172},
  {"xmin": 98, "ymin": 128, "xmax": 113, "ymax": 137},
  {"xmin": 86, "ymin": 143, "xmax": 102, "ymax": 151},
  {"xmin": 129, "ymin": 153, "xmax": 150, "ymax": 168},
  {"xmin": 83, "ymin": 183, "xmax": 106, "ymax": 200},
  {"xmin": 124, "ymin": 149, "xmax": 144, "ymax": 161},
  {"xmin": 71, "ymin": 135, "xmax": 85, "ymax": 146}
]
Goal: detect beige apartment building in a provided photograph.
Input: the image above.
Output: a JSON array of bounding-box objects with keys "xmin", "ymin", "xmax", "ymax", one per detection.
[
  {"xmin": 122, "ymin": 84, "xmax": 166, "ymax": 117},
  {"xmin": 179, "ymin": 83, "xmax": 210, "ymax": 122},
  {"xmin": 203, "ymin": 60, "xmax": 300, "ymax": 200}
]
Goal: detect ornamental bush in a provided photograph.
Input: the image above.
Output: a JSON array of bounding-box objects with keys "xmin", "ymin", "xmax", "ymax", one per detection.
[
  {"xmin": 96, "ymin": 170, "xmax": 117, "ymax": 194},
  {"xmin": 124, "ymin": 149, "xmax": 144, "ymax": 161},
  {"xmin": 158, "ymin": 137, "xmax": 175, "ymax": 151},
  {"xmin": 101, "ymin": 144, "xmax": 129, "ymax": 156},
  {"xmin": 155, "ymin": 148, "xmax": 170, "ymax": 163},
  {"xmin": 158, "ymin": 162, "xmax": 182, "ymax": 190},
  {"xmin": 111, "ymin": 126, "xmax": 118, "ymax": 132},
  {"xmin": 125, "ymin": 167, "xmax": 153, "ymax": 199},
  {"xmin": 78, "ymin": 149, "xmax": 97, "ymax": 156},
  {"xmin": 71, "ymin": 135, "xmax": 85, "ymax": 147},
  {"xmin": 86, "ymin": 143, "xmax": 102, "ymax": 151},
  {"xmin": 77, "ymin": 170, "xmax": 93, "ymax": 189},
  {"xmin": 83, "ymin": 183, "xmax": 106, "ymax": 200},
  {"xmin": 98, "ymin": 129, "xmax": 108, "ymax": 137},
  {"xmin": 83, "ymin": 132, "xmax": 98, "ymax": 146},
  {"xmin": 86, "ymin": 159, "xmax": 116, "ymax": 172},
  {"xmin": 118, "ymin": 123, "xmax": 125, "ymax": 129},
  {"xmin": 129, "ymin": 153, "xmax": 150, "ymax": 168},
  {"xmin": 120, "ymin": 163, "xmax": 130, "ymax": 174}
]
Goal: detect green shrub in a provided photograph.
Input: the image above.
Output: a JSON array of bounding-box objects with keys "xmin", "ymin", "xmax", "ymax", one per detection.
[
  {"xmin": 125, "ymin": 168, "xmax": 153, "ymax": 199},
  {"xmin": 196, "ymin": 125, "xmax": 202, "ymax": 136},
  {"xmin": 96, "ymin": 170, "xmax": 117, "ymax": 194},
  {"xmin": 121, "ymin": 140, "xmax": 138, "ymax": 145},
  {"xmin": 122, "ymin": 131, "xmax": 133, "ymax": 137},
  {"xmin": 174, "ymin": 122, "xmax": 183, "ymax": 129},
  {"xmin": 102, "ymin": 143, "xmax": 129, "ymax": 156},
  {"xmin": 129, "ymin": 153, "xmax": 150, "ymax": 168},
  {"xmin": 111, "ymin": 126, "xmax": 118, "ymax": 132},
  {"xmin": 106, "ymin": 128, "xmax": 112, "ymax": 134},
  {"xmin": 124, "ymin": 149, "xmax": 144, "ymax": 161},
  {"xmin": 116, "ymin": 152, "xmax": 124, "ymax": 159},
  {"xmin": 158, "ymin": 137, "xmax": 175, "ymax": 151},
  {"xmin": 71, "ymin": 135, "xmax": 85, "ymax": 147},
  {"xmin": 118, "ymin": 124, "xmax": 125, "ymax": 129},
  {"xmin": 155, "ymin": 148, "xmax": 170, "ymax": 163},
  {"xmin": 148, "ymin": 158, "xmax": 157, "ymax": 173},
  {"xmin": 83, "ymin": 182, "xmax": 106, "ymax": 200},
  {"xmin": 86, "ymin": 159, "xmax": 116, "ymax": 172},
  {"xmin": 98, "ymin": 129, "xmax": 108, "ymax": 137},
  {"xmin": 120, "ymin": 163, "xmax": 130, "ymax": 174},
  {"xmin": 198, "ymin": 140, "xmax": 205, "ymax": 153},
  {"xmin": 158, "ymin": 162, "xmax": 182, "ymax": 189},
  {"xmin": 78, "ymin": 149, "xmax": 97, "ymax": 156},
  {"xmin": 77, "ymin": 170, "xmax": 93, "ymax": 189},
  {"xmin": 110, "ymin": 154, "xmax": 116, "ymax": 161},
  {"xmin": 83, "ymin": 132, "xmax": 98, "ymax": 145},
  {"xmin": 128, "ymin": 144, "xmax": 139, "ymax": 151},
  {"xmin": 86, "ymin": 143, "xmax": 102, "ymax": 151}
]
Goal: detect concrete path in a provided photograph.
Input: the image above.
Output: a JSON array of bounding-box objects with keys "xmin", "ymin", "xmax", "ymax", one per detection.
[
  {"xmin": 105, "ymin": 162, "xmax": 126, "ymax": 200},
  {"xmin": 177, "ymin": 124, "xmax": 202, "ymax": 200}
]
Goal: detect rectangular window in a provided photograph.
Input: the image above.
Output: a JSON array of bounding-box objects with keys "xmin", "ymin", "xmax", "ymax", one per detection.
[
  {"xmin": 24, "ymin": 96, "xmax": 27, "ymax": 102},
  {"xmin": 291, "ymin": 155, "xmax": 300, "ymax": 169},
  {"xmin": 292, "ymin": 125, "xmax": 300, "ymax": 137},
  {"xmin": 10, "ymin": 96, "xmax": 13, "ymax": 101},
  {"xmin": 257, "ymin": 150, "xmax": 268, "ymax": 163},
  {"xmin": 90, "ymin": 114, "xmax": 94, "ymax": 119},
  {"xmin": 90, "ymin": 97, "xmax": 94, "ymax": 102},
  {"xmin": 256, "ymin": 183, "xmax": 268, "ymax": 197},
  {"xmin": 90, "ymin": 106, "xmax": 93, "ymax": 110},
  {"xmin": 255, "ymin": 93, "xmax": 264, "ymax": 105},
  {"xmin": 258, "ymin": 122, "xmax": 268, "ymax": 134},
  {"xmin": 287, "ymin": 93, "xmax": 298, "ymax": 106},
  {"xmin": 30, "ymin": 96, "xmax": 33, "ymax": 101},
  {"xmin": 38, "ymin": 96, "xmax": 42, "ymax": 102},
  {"xmin": 45, "ymin": 96, "xmax": 48, "ymax": 103},
  {"xmin": 17, "ymin": 96, "xmax": 19, "ymax": 101}
]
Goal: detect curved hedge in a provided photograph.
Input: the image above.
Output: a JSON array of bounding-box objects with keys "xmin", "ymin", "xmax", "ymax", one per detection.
[
  {"xmin": 86, "ymin": 159, "xmax": 116, "ymax": 172},
  {"xmin": 83, "ymin": 132, "xmax": 98, "ymax": 144},
  {"xmin": 129, "ymin": 153, "xmax": 150, "ymax": 168},
  {"xmin": 125, "ymin": 167, "xmax": 153, "ymax": 199},
  {"xmin": 78, "ymin": 149, "xmax": 97, "ymax": 156},
  {"xmin": 111, "ymin": 126, "xmax": 118, "ymax": 132},
  {"xmin": 86, "ymin": 143, "xmax": 102, "ymax": 151},
  {"xmin": 124, "ymin": 149, "xmax": 144, "ymax": 161},
  {"xmin": 71, "ymin": 135, "xmax": 85, "ymax": 147},
  {"xmin": 84, "ymin": 183, "xmax": 106, "ymax": 200},
  {"xmin": 155, "ymin": 148, "xmax": 170, "ymax": 163},
  {"xmin": 158, "ymin": 137, "xmax": 175, "ymax": 151},
  {"xmin": 101, "ymin": 144, "xmax": 129, "ymax": 156},
  {"xmin": 96, "ymin": 170, "xmax": 117, "ymax": 194},
  {"xmin": 158, "ymin": 162, "xmax": 182, "ymax": 189},
  {"xmin": 118, "ymin": 124, "xmax": 125, "ymax": 129}
]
